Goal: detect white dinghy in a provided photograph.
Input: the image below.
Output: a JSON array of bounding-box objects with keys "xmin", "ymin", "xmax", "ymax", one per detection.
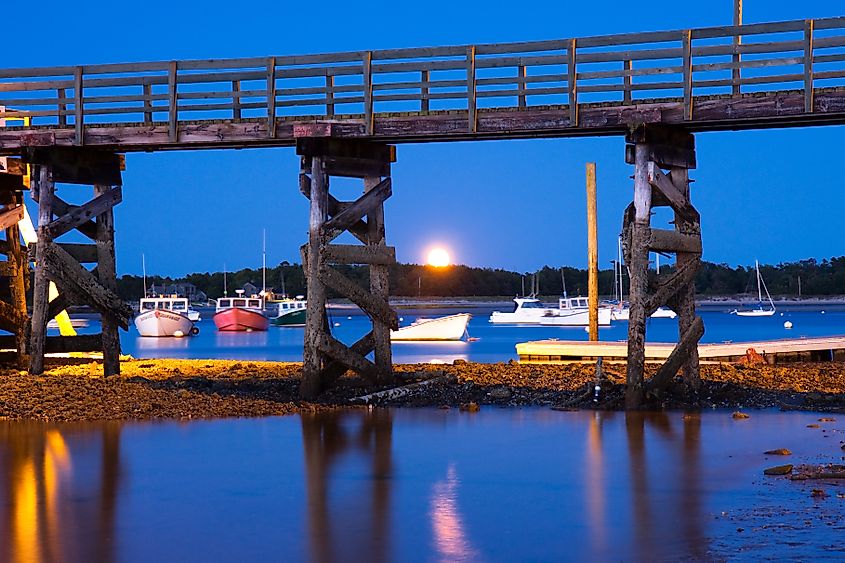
[{"xmin": 390, "ymin": 313, "xmax": 471, "ymax": 341}]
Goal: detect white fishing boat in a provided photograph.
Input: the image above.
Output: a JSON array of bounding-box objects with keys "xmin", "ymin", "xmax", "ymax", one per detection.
[
  {"xmin": 611, "ymin": 304, "xmax": 677, "ymax": 321},
  {"xmin": 489, "ymin": 297, "xmax": 560, "ymax": 324},
  {"xmin": 539, "ymin": 296, "xmax": 613, "ymax": 326},
  {"xmin": 610, "ymin": 237, "xmax": 677, "ymax": 320},
  {"xmin": 731, "ymin": 260, "xmax": 776, "ymax": 317},
  {"xmin": 135, "ymin": 297, "xmax": 198, "ymax": 337},
  {"xmin": 390, "ymin": 313, "xmax": 471, "ymax": 341}
]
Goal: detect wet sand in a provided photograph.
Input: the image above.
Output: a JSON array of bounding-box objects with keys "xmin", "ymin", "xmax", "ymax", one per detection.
[{"xmin": 0, "ymin": 359, "xmax": 844, "ymax": 421}]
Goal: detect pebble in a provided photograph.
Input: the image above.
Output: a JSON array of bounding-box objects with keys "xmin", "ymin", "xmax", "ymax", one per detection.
[
  {"xmin": 763, "ymin": 464, "xmax": 793, "ymax": 476},
  {"xmin": 732, "ymin": 411, "xmax": 750, "ymax": 419},
  {"xmin": 763, "ymin": 448, "xmax": 792, "ymax": 456}
]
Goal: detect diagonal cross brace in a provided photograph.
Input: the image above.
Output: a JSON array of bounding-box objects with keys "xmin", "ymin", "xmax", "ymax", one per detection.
[
  {"xmin": 645, "ymin": 315, "xmax": 704, "ymax": 395},
  {"xmin": 647, "ymin": 163, "xmax": 699, "ymax": 224},
  {"xmin": 41, "ymin": 242, "xmax": 132, "ymax": 329},
  {"xmin": 644, "ymin": 255, "xmax": 701, "ymax": 316},
  {"xmin": 45, "ymin": 186, "xmax": 122, "ymax": 240},
  {"xmin": 321, "ymin": 178, "xmax": 391, "ymax": 241},
  {"xmin": 317, "ymin": 332, "xmax": 379, "ymax": 383},
  {"xmin": 300, "ymin": 172, "xmax": 370, "ymax": 243},
  {"xmin": 318, "ymin": 265, "xmax": 398, "ymax": 330},
  {"xmin": 319, "ymin": 330, "xmax": 376, "ymax": 388}
]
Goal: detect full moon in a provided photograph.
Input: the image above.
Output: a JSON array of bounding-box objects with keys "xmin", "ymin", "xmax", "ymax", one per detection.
[{"xmin": 427, "ymin": 248, "xmax": 451, "ymax": 267}]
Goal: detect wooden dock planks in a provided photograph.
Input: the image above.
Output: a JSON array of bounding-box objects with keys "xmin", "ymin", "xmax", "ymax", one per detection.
[{"xmin": 517, "ymin": 335, "xmax": 845, "ymax": 364}]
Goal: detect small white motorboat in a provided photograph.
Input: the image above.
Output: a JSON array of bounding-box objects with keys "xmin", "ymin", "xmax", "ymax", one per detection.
[
  {"xmin": 135, "ymin": 297, "xmax": 198, "ymax": 337},
  {"xmin": 538, "ymin": 296, "xmax": 613, "ymax": 326},
  {"xmin": 390, "ymin": 313, "xmax": 471, "ymax": 341},
  {"xmin": 490, "ymin": 298, "xmax": 560, "ymax": 324}
]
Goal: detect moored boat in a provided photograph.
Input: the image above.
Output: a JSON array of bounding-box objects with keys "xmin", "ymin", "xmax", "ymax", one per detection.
[
  {"xmin": 135, "ymin": 297, "xmax": 198, "ymax": 337},
  {"xmin": 390, "ymin": 313, "xmax": 471, "ymax": 341},
  {"xmin": 539, "ymin": 296, "xmax": 612, "ymax": 326},
  {"xmin": 214, "ymin": 291, "xmax": 269, "ymax": 331},
  {"xmin": 269, "ymin": 296, "xmax": 307, "ymax": 327},
  {"xmin": 489, "ymin": 297, "xmax": 560, "ymax": 324},
  {"xmin": 731, "ymin": 260, "xmax": 776, "ymax": 317}
]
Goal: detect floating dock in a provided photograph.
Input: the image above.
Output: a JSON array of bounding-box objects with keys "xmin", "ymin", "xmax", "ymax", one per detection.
[{"xmin": 517, "ymin": 336, "xmax": 845, "ymax": 364}]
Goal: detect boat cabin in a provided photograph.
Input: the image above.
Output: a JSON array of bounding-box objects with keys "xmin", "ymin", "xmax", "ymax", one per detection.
[
  {"xmin": 275, "ymin": 299, "xmax": 306, "ymax": 314},
  {"xmin": 559, "ymin": 297, "xmax": 589, "ymax": 310},
  {"xmin": 140, "ymin": 296, "xmax": 191, "ymax": 314},
  {"xmin": 216, "ymin": 290, "xmax": 264, "ymax": 313}
]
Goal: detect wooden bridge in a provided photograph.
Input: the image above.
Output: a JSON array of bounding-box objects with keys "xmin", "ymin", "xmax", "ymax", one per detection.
[
  {"xmin": 2, "ymin": 16, "xmax": 845, "ymax": 152},
  {"xmin": 1, "ymin": 15, "xmax": 844, "ymax": 405}
]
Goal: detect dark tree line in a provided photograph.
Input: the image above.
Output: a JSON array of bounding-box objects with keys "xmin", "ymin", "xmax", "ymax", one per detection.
[{"xmin": 116, "ymin": 257, "xmax": 845, "ymax": 300}]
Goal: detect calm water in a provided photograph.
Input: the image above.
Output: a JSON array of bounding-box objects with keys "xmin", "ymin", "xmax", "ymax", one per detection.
[
  {"xmin": 0, "ymin": 409, "xmax": 842, "ymax": 562},
  {"xmin": 58, "ymin": 306, "xmax": 845, "ymax": 363}
]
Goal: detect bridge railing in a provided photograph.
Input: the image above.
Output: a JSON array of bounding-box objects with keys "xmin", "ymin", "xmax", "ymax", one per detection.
[{"xmin": 2, "ymin": 15, "xmax": 845, "ymax": 139}]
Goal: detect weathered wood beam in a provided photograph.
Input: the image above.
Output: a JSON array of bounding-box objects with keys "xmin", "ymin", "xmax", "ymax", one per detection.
[
  {"xmin": 321, "ymin": 178, "xmax": 391, "ymax": 240},
  {"xmin": 365, "ymin": 173, "xmax": 393, "ymax": 384},
  {"xmin": 645, "ymin": 316, "xmax": 705, "ymax": 396},
  {"xmin": 316, "ymin": 332, "xmax": 378, "ymax": 383},
  {"xmin": 46, "ymin": 292, "xmax": 71, "ymax": 322},
  {"xmin": 647, "ymin": 228, "xmax": 702, "ymax": 254},
  {"xmin": 1, "ymin": 158, "xmax": 27, "ymax": 176},
  {"xmin": 644, "ymin": 256, "xmax": 701, "ymax": 316},
  {"xmin": 295, "ymin": 138, "xmax": 395, "ymax": 163},
  {"xmin": 22, "ymin": 147, "xmax": 122, "ymax": 186},
  {"xmin": 44, "ymin": 186, "xmax": 121, "ymax": 240},
  {"xmin": 647, "ymin": 163, "xmax": 699, "ymax": 223},
  {"xmin": 318, "ymin": 330, "xmax": 376, "ymax": 389},
  {"xmin": 322, "ymin": 244, "xmax": 396, "ymax": 265},
  {"xmin": 0, "ymin": 333, "xmax": 104, "ymax": 354},
  {"xmin": 299, "ymin": 173, "xmax": 370, "ymax": 245},
  {"xmin": 324, "ymin": 156, "xmax": 390, "ymax": 178},
  {"xmin": 50, "ymin": 196, "xmax": 98, "ymax": 240},
  {"xmin": 95, "ymin": 183, "xmax": 120, "ymax": 376},
  {"xmin": 0, "ymin": 205, "xmax": 23, "ymax": 232},
  {"xmin": 318, "ymin": 265, "xmax": 398, "ymax": 329},
  {"xmin": 29, "ymin": 164, "xmax": 55, "ymax": 375},
  {"xmin": 0, "ymin": 300, "xmax": 26, "ymax": 330},
  {"xmin": 28, "ymin": 242, "xmax": 99, "ymax": 264},
  {"xmin": 41, "ymin": 242, "xmax": 131, "ymax": 330}
]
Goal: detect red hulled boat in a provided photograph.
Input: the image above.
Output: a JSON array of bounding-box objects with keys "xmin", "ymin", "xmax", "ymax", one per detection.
[{"xmin": 213, "ymin": 291, "xmax": 269, "ymax": 331}]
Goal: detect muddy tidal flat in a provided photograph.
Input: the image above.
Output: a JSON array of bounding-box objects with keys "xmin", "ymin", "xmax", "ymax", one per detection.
[{"xmin": 0, "ymin": 359, "xmax": 844, "ymax": 421}]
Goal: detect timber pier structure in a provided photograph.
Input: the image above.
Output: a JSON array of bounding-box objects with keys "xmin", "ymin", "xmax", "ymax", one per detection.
[{"xmin": 3, "ymin": 15, "xmax": 845, "ymax": 403}]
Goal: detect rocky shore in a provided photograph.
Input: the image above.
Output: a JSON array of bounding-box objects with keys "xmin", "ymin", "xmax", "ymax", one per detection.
[{"xmin": 0, "ymin": 358, "xmax": 844, "ymax": 421}]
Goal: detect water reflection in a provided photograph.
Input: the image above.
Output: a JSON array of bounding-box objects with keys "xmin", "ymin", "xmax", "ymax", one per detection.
[
  {"xmin": 430, "ymin": 464, "xmax": 479, "ymax": 562},
  {"xmin": 0, "ymin": 422, "xmax": 122, "ymax": 563},
  {"xmin": 301, "ymin": 410, "xmax": 393, "ymax": 563}
]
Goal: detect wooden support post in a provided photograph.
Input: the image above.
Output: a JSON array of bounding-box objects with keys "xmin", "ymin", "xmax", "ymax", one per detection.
[
  {"xmin": 325, "ymin": 74, "xmax": 334, "ymax": 117},
  {"xmin": 517, "ymin": 65, "xmax": 527, "ymax": 109},
  {"xmin": 6, "ymin": 218, "xmax": 29, "ymax": 368},
  {"xmin": 29, "ymin": 165, "xmax": 55, "ymax": 375},
  {"xmin": 232, "ymin": 80, "xmax": 242, "ymax": 120},
  {"xmin": 623, "ymin": 59, "xmax": 632, "ymax": 104},
  {"xmin": 74, "ymin": 67, "xmax": 84, "ymax": 145},
  {"xmin": 57, "ymin": 88, "xmax": 67, "ymax": 126},
  {"xmin": 363, "ymin": 52, "xmax": 374, "ymax": 135},
  {"xmin": 366, "ymin": 174, "xmax": 392, "ymax": 383},
  {"xmin": 567, "ymin": 39, "xmax": 578, "ymax": 126},
  {"xmin": 732, "ymin": 0, "xmax": 742, "ymax": 96},
  {"xmin": 420, "ymin": 70, "xmax": 430, "ymax": 113},
  {"xmin": 95, "ymin": 184, "xmax": 120, "ymax": 376},
  {"xmin": 467, "ymin": 46, "xmax": 477, "ymax": 133},
  {"xmin": 586, "ymin": 162, "xmax": 598, "ymax": 341},
  {"xmin": 302, "ymin": 155, "xmax": 329, "ymax": 399},
  {"xmin": 267, "ymin": 57, "xmax": 277, "ymax": 138},
  {"xmin": 168, "ymin": 61, "xmax": 178, "ymax": 142},
  {"xmin": 625, "ymin": 142, "xmax": 651, "ymax": 408},
  {"xmin": 682, "ymin": 30, "xmax": 693, "ymax": 120},
  {"xmin": 142, "ymin": 83, "xmax": 152, "ymax": 124},
  {"xmin": 804, "ymin": 19, "xmax": 814, "ymax": 113}
]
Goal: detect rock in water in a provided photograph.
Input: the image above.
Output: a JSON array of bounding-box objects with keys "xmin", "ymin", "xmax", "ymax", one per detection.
[
  {"xmin": 763, "ymin": 464, "xmax": 794, "ymax": 476},
  {"xmin": 459, "ymin": 402, "xmax": 480, "ymax": 413},
  {"xmin": 764, "ymin": 448, "xmax": 792, "ymax": 456},
  {"xmin": 732, "ymin": 411, "xmax": 750, "ymax": 419}
]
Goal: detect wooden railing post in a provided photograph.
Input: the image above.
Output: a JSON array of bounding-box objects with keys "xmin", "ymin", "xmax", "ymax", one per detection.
[
  {"xmin": 420, "ymin": 69, "xmax": 430, "ymax": 113},
  {"xmin": 74, "ymin": 67, "xmax": 84, "ymax": 145},
  {"xmin": 567, "ymin": 38, "xmax": 578, "ymax": 126},
  {"xmin": 57, "ymin": 88, "xmax": 67, "ymax": 126},
  {"xmin": 517, "ymin": 64, "xmax": 527, "ymax": 109},
  {"xmin": 142, "ymin": 83, "xmax": 152, "ymax": 124},
  {"xmin": 467, "ymin": 46, "xmax": 477, "ymax": 133},
  {"xmin": 623, "ymin": 60, "xmax": 632, "ymax": 104},
  {"xmin": 804, "ymin": 19, "xmax": 815, "ymax": 113},
  {"xmin": 682, "ymin": 30, "xmax": 693, "ymax": 120},
  {"xmin": 732, "ymin": 3, "xmax": 742, "ymax": 96},
  {"xmin": 363, "ymin": 51, "xmax": 374, "ymax": 135},
  {"xmin": 232, "ymin": 80, "xmax": 242, "ymax": 120},
  {"xmin": 167, "ymin": 61, "xmax": 178, "ymax": 142},
  {"xmin": 267, "ymin": 57, "xmax": 277, "ymax": 138},
  {"xmin": 325, "ymin": 74, "xmax": 335, "ymax": 117}
]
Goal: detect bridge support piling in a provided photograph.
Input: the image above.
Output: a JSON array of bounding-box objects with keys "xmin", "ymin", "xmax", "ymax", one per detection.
[
  {"xmin": 298, "ymin": 136, "xmax": 399, "ymax": 399},
  {"xmin": 623, "ymin": 125, "xmax": 703, "ymax": 408},
  {"xmin": 24, "ymin": 148, "xmax": 132, "ymax": 375},
  {"xmin": 0, "ymin": 156, "xmax": 31, "ymax": 368}
]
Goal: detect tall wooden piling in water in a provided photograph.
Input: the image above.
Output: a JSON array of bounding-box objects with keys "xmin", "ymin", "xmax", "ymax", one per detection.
[
  {"xmin": 297, "ymin": 131, "xmax": 399, "ymax": 399},
  {"xmin": 622, "ymin": 125, "xmax": 703, "ymax": 408},
  {"xmin": 586, "ymin": 163, "xmax": 599, "ymax": 341}
]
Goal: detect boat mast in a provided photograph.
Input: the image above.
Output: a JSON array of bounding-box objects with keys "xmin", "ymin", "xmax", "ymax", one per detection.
[
  {"xmin": 142, "ymin": 254, "xmax": 147, "ymax": 297},
  {"xmin": 223, "ymin": 263, "xmax": 228, "ymax": 297},
  {"xmin": 561, "ymin": 268, "xmax": 567, "ymax": 299},
  {"xmin": 617, "ymin": 236, "xmax": 624, "ymax": 302},
  {"xmin": 756, "ymin": 259, "xmax": 762, "ymax": 302},
  {"xmin": 262, "ymin": 229, "xmax": 267, "ymax": 297}
]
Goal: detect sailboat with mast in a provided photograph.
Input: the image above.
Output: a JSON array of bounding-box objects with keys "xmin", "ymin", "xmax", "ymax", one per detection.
[
  {"xmin": 731, "ymin": 259, "xmax": 776, "ymax": 317},
  {"xmin": 610, "ymin": 237, "xmax": 677, "ymax": 321}
]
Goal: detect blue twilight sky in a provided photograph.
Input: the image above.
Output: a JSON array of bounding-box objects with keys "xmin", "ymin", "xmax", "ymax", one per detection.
[{"xmin": 5, "ymin": 0, "xmax": 845, "ymax": 276}]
